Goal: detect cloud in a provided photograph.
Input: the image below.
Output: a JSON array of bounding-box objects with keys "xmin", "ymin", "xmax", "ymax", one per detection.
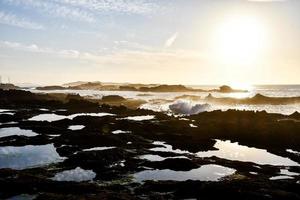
[
  {"xmin": 113, "ymin": 40, "xmax": 154, "ymax": 51},
  {"xmin": 3, "ymin": 0, "xmax": 95, "ymax": 23},
  {"xmin": 247, "ymin": 0, "xmax": 287, "ymax": 2},
  {"xmin": 0, "ymin": 40, "xmax": 79, "ymax": 58},
  {"xmin": 0, "ymin": 40, "xmax": 205, "ymax": 70},
  {"xmin": 3, "ymin": 0, "xmax": 162, "ymax": 25},
  {"xmin": 0, "ymin": 11, "xmax": 44, "ymax": 30},
  {"xmin": 52, "ymin": 0, "xmax": 160, "ymax": 15},
  {"xmin": 164, "ymin": 32, "xmax": 178, "ymax": 48}
]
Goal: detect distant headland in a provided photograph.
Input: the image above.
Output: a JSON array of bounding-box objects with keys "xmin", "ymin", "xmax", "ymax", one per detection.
[{"xmin": 35, "ymin": 82, "xmax": 247, "ymax": 93}]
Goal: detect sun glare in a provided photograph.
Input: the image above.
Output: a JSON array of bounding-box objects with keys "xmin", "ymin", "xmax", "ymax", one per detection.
[
  {"xmin": 213, "ymin": 15, "xmax": 268, "ymax": 65},
  {"xmin": 229, "ymin": 82, "xmax": 254, "ymax": 91}
]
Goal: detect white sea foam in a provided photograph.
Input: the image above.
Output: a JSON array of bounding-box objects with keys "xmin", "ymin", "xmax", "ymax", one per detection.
[{"xmin": 28, "ymin": 85, "xmax": 300, "ymax": 115}]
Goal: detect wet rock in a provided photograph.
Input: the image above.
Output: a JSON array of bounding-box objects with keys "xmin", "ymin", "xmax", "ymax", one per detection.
[
  {"xmin": 64, "ymin": 148, "xmax": 129, "ymax": 170},
  {"xmin": 142, "ymin": 158, "xmax": 199, "ymax": 171},
  {"xmin": 0, "ymin": 90, "xmax": 300, "ymax": 199},
  {"xmin": 36, "ymin": 86, "xmax": 67, "ymax": 90},
  {"xmin": 101, "ymin": 95, "xmax": 126, "ymax": 102}
]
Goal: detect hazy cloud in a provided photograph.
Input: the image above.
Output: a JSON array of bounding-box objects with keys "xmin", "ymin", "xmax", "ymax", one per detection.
[
  {"xmin": 0, "ymin": 40, "xmax": 204, "ymax": 69},
  {"xmin": 0, "ymin": 11, "xmax": 44, "ymax": 30},
  {"xmin": 0, "ymin": 40, "xmax": 80, "ymax": 58},
  {"xmin": 52, "ymin": 0, "xmax": 160, "ymax": 15},
  {"xmin": 247, "ymin": 0, "xmax": 287, "ymax": 2},
  {"xmin": 3, "ymin": 0, "xmax": 162, "ymax": 25},
  {"xmin": 3, "ymin": 0, "xmax": 95, "ymax": 23},
  {"xmin": 164, "ymin": 32, "xmax": 178, "ymax": 48}
]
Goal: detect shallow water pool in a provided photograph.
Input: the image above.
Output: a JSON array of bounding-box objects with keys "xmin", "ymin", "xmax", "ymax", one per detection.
[
  {"xmin": 0, "ymin": 144, "xmax": 64, "ymax": 169},
  {"xmin": 196, "ymin": 140, "xmax": 299, "ymax": 166},
  {"xmin": 29, "ymin": 113, "xmax": 115, "ymax": 122},
  {"xmin": 133, "ymin": 164, "xmax": 236, "ymax": 182},
  {"xmin": 0, "ymin": 127, "xmax": 38, "ymax": 138}
]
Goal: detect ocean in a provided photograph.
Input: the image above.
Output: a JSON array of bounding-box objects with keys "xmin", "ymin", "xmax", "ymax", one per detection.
[{"xmin": 29, "ymin": 85, "xmax": 300, "ymax": 115}]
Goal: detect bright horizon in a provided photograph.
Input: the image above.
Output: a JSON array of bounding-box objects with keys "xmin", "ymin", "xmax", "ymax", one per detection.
[{"xmin": 0, "ymin": 0, "xmax": 300, "ymax": 86}]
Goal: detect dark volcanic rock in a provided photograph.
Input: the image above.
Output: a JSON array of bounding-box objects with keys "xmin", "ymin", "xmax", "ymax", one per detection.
[
  {"xmin": 142, "ymin": 158, "xmax": 199, "ymax": 171},
  {"xmin": 64, "ymin": 148, "xmax": 128, "ymax": 170},
  {"xmin": 139, "ymin": 85, "xmax": 195, "ymax": 92},
  {"xmin": 0, "ymin": 89, "xmax": 300, "ymax": 199},
  {"xmin": 101, "ymin": 95, "xmax": 126, "ymax": 102},
  {"xmin": 36, "ymin": 86, "xmax": 67, "ymax": 90},
  {"xmin": 218, "ymin": 85, "xmax": 247, "ymax": 93},
  {"xmin": 0, "ymin": 84, "xmax": 19, "ymax": 90},
  {"xmin": 119, "ymin": 86, "xmax": 138, "ymax": 91}
]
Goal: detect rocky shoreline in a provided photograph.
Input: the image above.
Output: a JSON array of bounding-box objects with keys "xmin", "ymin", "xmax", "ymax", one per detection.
[
  {"xmin": 0, "ymin": 89, "xmax": 299, "ymax": 199},
  {"xmin": 36, "ymin": 83, "xmax": 247, "ymax": 93}
]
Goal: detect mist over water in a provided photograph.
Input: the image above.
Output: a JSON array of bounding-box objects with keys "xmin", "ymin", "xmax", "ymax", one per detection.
[{"xmin": 30, "ymin": 85, "xmax": 300, "ymax": 115}]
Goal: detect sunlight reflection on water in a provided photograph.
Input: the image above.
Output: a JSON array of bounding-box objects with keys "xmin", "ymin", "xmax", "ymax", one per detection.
[
  {"xmin": 196, "ymin": 140, "xmax": 299, "ymax": 166},
  {"xmin": 0, "ymin": 127, "xmax": 38, "ymax": 138},
  {"xmin": 29, "ymin": 113, "xmax": 114, "ymax": 122},
  {"xmin": 0, "ymin": 144, "xmax": 64, "ymax": 169},
  {"xmin": 133, "ymin": 164, "xmax": 236, "ymax": 182},
  {"xmin": 29, "ymin": 86, "xmax": 300, "ymax": 115}
]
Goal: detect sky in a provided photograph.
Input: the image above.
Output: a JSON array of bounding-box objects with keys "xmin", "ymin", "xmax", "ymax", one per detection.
[{"xmin": 0, "ymin": 0, "xmax": 299, "ymax": 86}]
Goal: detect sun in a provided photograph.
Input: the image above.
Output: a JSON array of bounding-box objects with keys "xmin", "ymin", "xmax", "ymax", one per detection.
[
  {"xmin": 229, "ymin": 82, "xmax": 254, "ymax": 91},
  {"xmin": 213, "ymin": 15, "xmax": 268, "ymax": 65}
]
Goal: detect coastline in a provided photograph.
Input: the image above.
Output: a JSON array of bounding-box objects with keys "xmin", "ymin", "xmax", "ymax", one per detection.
[{"xmin": 0, "ymin": 89, "xmax": 299, "ymax": 199}]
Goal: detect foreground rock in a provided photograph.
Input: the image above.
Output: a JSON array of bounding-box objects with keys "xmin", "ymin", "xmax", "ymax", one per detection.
[{"xmin": 0, "ymin": 89, "xmax": 299, "ymax": 199}]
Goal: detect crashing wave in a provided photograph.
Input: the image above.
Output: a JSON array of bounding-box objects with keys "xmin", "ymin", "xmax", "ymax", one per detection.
[{"xmin": 169, "ymin": 100, "xmax": 211, "ymax": 115}]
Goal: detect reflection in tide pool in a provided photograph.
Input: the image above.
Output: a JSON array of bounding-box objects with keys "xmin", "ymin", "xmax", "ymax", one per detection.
[
  {"xmin": 29, "ymin": 113, "xmax": 114, "ymax": 122},
  {"xmin": 68, "ymin": 125, "xmax": 85, "ymax": 130},
  {"xmin": 150, "ymin": 141, "xmax": 191, "ymax": 154},
  {"xmin": 52, "ymin": 167, "xmax": 96, "ymax": 182},
  {"xmin": 280, "ymin": 169, "xmax": 300, "ymax": 176},
  {"xmin": 286, "ymin": 149, "xmax": 300, "ymax": 155},
  {"xmin": 139, "ymin": 154, "xmax": 188, "ymax": 162},
  {"xmin": 7, "ymin": 194, "xmax": 37, "ymax": 200},
  {"xmin": 0, "ymin": 127, "xmax": 38, "ymax": 138},
  {"xmin": 0, "ymin": 109, "xmax": 13, "ymax": 112},
  {"xmin": 0, "ymin": 109, "xmax": 15, "ymax": 116},
  {"xmin": 0, "ymin": 144, "xmax": 64, "ymax": 169},
  {"xmin": 112, "ymin": 130, "xmax": 131, "ymax": 134},
  {"xmin": 83, "ymin": 146, "xmax": 115, "ymax": 151},
  {"xmin": 124, "ymin": 115, "xmax": 155, "ymax": 121},
  {"xmin": 29, "ymin": 113, "xmax": 66, "ymax": 122},
  {"xmin": 269, "ymin": 176, "xmax": 294, "ymax": 180},
  {"xmin": 133, "ymin": 164, "xmax": 236, "ymax": 182},
  {"xmin": 0, "ymin": 112, "xmax": 14, "ymax": 115},
  {"xmin": 196, "ymin": 140, "xmax": 299, "ymax": 166}
]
